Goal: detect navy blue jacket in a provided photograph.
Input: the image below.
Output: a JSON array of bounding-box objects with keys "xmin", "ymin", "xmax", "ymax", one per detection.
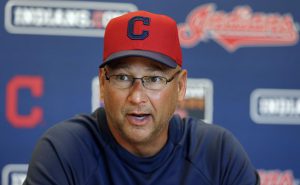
[{"xmin": 23, "ymin": 108, "xmax": 259, "ymax": 185}]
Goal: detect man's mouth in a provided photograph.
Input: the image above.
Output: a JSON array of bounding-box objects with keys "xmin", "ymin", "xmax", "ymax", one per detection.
[{"xmin": 126, "ymin": 113, "xmax": 151, "ymax": 125}]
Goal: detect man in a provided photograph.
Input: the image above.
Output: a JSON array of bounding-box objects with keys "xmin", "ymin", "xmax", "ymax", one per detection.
[{"xmin": 23, "ymin": 11, "xmax": 260, "ymax": 185}]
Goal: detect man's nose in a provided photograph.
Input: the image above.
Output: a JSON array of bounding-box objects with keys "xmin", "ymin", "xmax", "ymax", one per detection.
[{"xmin": 127, "ymin": 79, "xmax": 148, "ymax": 104}]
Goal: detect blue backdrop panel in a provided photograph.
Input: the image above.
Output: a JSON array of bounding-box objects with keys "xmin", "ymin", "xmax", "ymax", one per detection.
[{"xmin": 1, "ymin": 0, "xmax": 300, "ymax": 184}]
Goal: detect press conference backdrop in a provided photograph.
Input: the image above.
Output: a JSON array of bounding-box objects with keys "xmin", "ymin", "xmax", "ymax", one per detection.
[{"xmin": 1, "ymin": 0, "xmax": 300, "ymax": 184}]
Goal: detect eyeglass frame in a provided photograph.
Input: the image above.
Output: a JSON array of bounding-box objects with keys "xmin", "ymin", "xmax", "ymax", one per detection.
[{"xmin": 103, "ymin": 68, "xmax": 182, "ymax": 90}]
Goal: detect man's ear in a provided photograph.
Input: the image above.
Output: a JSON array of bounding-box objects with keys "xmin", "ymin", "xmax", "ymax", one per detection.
[
  {"xmin": 177, "ymin": 69, "xmax": 187, "ymax": 101},
  {"xmin": 98, "ymin": 68, "xmax": 105, "ymax": 101}
]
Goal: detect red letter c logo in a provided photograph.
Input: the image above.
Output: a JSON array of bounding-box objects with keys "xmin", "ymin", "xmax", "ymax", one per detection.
[{"xmin": 6, "ymin": 75, "xmax": 44, "ymax": 128}]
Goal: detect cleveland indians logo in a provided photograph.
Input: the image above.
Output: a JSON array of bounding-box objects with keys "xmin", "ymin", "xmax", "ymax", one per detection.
[
  {"xmin": 178, "ymin": 4, "xmax": 299, "ymax": 52},
  {"xmin": 127, "ymin": 16, "xmax": 150, "ymax": 40}
]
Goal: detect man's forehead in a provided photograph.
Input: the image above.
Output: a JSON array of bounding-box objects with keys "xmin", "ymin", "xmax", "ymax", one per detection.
[{"xmin": 107, "ymin": 56, "xmax": 172, "ymax": 71}]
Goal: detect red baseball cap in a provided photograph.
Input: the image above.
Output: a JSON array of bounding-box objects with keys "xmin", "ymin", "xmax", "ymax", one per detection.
[{"xmin": 100, "ymin": 11, "xmax": 182, "ymax": 68}]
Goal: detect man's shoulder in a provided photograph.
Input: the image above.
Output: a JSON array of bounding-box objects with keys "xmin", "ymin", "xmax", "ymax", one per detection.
[
  {"xmin": 176, "ymin": 116, "xmax": 258, "ymax": 184},
  {"xmin": 45, "ymin": 112, "xmax": 97, "ymax": 139},
  {"xmin": 180, "ymin": 116, "xmax": 229, "ymax": 144},
  {"xmin": 41, "ymin": 108, "xmax": 107, "ymax": 154},
  {"xmin": 178, "ymin": 117, "xmax": 238, "ymax": 161},
  {"xmin": 24, "ymin": 109, "xmax": 107, "ymax": 184},
  {"xmin": 180, "ymin": 116, "xmax": 244, "ymax": 155},
  {"xmin": 172, "ymin": 115, "xmax": 235, "ymax": 161}
]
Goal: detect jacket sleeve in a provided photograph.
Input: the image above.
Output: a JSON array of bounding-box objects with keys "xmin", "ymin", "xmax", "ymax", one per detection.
[
  {"xmin": 23, "ymin": 118, "xmax": 103, "ymax": 185},
  {"xmin": 22, "ymin": 136, "xmax": 72, "ymax": 185},
  {"xmin": 183, "ymin": 118, "xmax": 260, "ymax": 185},
  {"xmin": 219, "ymin": 129, "xmax": 260, "ymax": 185}
]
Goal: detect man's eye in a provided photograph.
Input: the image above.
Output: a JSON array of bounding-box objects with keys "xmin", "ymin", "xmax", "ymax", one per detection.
[
  {"xmin": 115, "ymin": 75, "xmax": 130, "ymax": 81},
  {"xmin": 148, "ymin": 76, "xmax": 164, "ymax": 83}
]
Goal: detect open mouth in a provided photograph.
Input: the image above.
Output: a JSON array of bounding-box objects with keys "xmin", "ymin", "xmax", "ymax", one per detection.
[
  {"xmin": 130, "ymin": 113, "xmax": 150, "ymax": 119},
  {"xmin": 127, "ymin": 113, "xmax": 151, "ymax": 125}
]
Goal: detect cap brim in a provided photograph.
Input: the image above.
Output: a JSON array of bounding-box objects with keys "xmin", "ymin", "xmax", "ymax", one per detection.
[{"xmin": 99, "ymin": 50, "xmax": 177, "ymax": 68}]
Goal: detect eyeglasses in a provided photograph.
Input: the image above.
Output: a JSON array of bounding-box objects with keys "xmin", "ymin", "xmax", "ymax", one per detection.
[{"xmin": 104, "ymin": 70, "xmax": 181, "ymax": 90}]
